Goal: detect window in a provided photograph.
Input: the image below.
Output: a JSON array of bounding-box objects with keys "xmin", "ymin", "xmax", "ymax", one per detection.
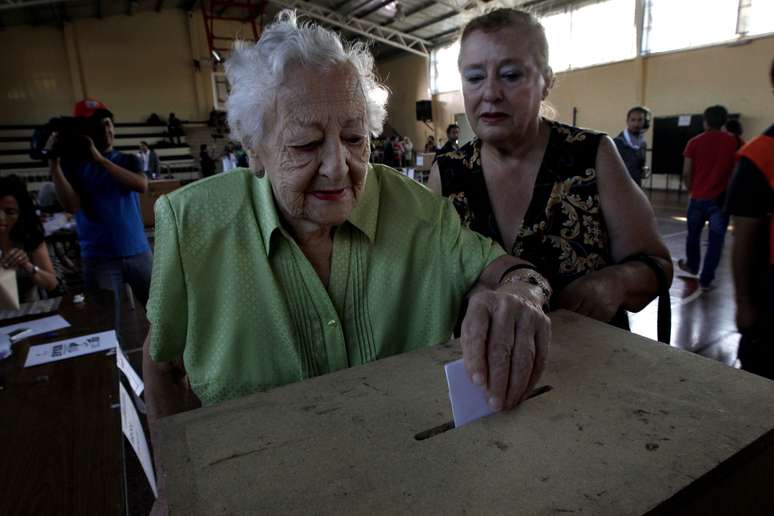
[
  {"xmin": 739, "ymin": 0, "xmax": 774, "ymax": 37},
  {"xmin": 642, "ymin": 0, "xmax": 740, "ymax": 54},
  {"xmin": 541, "ymin": 0, "xmax": 637, "ymax": 72},
  {"xmin": 429, "ymin": 40, "xmax": 461, "ymax": 95}
]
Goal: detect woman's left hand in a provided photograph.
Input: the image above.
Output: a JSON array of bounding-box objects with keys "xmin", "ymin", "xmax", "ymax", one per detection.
[
  {"xmin": 554, "ymin": 267, "xmax": 624, "ymax": 322},
  {"xmin": 460, "ymin": 284, "xmax": 550, "ymax": 412},
  {"xmin": 1, "ymin": 248, "xmax": 31, "ymax": 271}
]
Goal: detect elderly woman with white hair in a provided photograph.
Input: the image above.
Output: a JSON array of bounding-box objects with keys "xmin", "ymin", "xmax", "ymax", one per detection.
[{"xmin": 143, "ymin": 12, "xmax": 551, "ymax": 440}]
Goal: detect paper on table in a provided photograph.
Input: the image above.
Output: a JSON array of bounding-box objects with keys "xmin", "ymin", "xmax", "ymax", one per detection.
[
  {"xmin": 119, "ymin": 382, "xmax": 158, "ymax": 497},
  {"xmin": 0, "ymin": 297, "xmax": 62, "ymax": 321},
  {"xmin": 117, "ymin": 346, "xmax": 144, "ymax": 396},
  {"xmin": 0, "ymin": 314, "xmax": 70, "ymax": 340},
  {"xmin": 24, "ymin": 330, "xmax": 118, "ymax": 367},
  {"xmin": 445, "ymin": 358, "xmax": 494, "ymax": 427}
]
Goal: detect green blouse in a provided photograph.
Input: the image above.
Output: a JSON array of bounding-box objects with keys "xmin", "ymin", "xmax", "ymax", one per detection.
[{"xmin": 147, "ymin": 166, "xmax": 504, "ymax": 405}]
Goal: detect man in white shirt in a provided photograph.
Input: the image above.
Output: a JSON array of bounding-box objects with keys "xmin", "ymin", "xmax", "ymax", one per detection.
[{"xmin": 137, "ymin": 141, "xmax": 160, "ymax": 179}]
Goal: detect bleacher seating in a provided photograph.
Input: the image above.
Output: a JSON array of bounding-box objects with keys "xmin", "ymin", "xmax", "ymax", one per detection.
[{"xmin": 0, "ymin": 122, "xmax": 201, "ymax": 193}]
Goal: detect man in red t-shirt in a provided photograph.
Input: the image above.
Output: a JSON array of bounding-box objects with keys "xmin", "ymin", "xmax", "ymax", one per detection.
[{"xmin": 678, "ymin": 105, "xmax": 738, "ymax": 289}]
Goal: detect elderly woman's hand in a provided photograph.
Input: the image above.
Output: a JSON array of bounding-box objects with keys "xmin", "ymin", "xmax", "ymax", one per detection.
[
  {"xmin": 555, "ymin": 267, "xmax": 625, "ymax": 323},
  {"xmin": 460, "ymin": 280, "xmax": 550, "ymax": 412}
]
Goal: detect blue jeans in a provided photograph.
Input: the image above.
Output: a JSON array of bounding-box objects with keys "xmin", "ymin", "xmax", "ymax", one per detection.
[
  {"xmin": 685, "ymin": 198, "xmax": 729, "ymax": 287},
  {"xmin": 82, "ymin": 251, "xmax": 153, "ymax": 337}
]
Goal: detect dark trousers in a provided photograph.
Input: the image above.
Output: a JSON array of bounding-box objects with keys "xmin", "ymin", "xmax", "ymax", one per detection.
[
  {"xmin": 82, "ymin": 251, "xmax": 153, "ymax": 343},
  {"xmin": 685, "ymin": 198, "xmax": 729, "ymax": 287}
]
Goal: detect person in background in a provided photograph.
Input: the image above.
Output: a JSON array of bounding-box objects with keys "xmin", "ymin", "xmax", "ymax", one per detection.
[
  {"xmin": 724, "ymin": 119, "xmax": 745, "ymax": 150},
  {"xmin": 167, "ymin": 113, "xmax": 184, "ymax": 145},
  {"xmin": 137, "ymin": 141, "xmax": 160, "ymax": 179},
  {"xmin": 382, "ymin": 136, "xmax": 397, "ymax": 167},
  {"xmin": 424, "ymin": 135, "xmax": 437, "ymax": 153},
  {"xmin": 234, "ymin": 143, "xmax": 250, "ymax": 168},
  {"xmin": 220, "ymin": 143, "xmax": 237, "ymax": 172},
  {"xmin": 402, "ymin": 136, "xmax": 414, "ymax": 167},
  {"xmin": 0, "ymin": 176, "xmax": 58, "ymax": 301},
  {"xmin": 199, "ymin": 144, "xmax": 216, "ymax": 177},
  {"xmin": 726, "ymin": 58, "xmax": 774, "ymax": 377},
  {"xmin": 48, "ymin": 99, "xmax": 152, "ymax": 321},
  {"xmin": 430, "ymin": 8, "xmax": 672, "ymax": 332},
  {"xmin": 437, "ymin": 123, "xmax": 461, "ymax": 156},
  {"xmin": 613, "ymin": 106, "xmax": 651, "ymax": 187},
  {"xmin": 678, "ymin": 105, "xmax": 738, "ymax": 290}
]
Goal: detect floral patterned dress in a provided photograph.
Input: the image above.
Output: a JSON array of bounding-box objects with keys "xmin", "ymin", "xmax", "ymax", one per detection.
[{"xmin": 436, "ymin": 119, "xmax": 618, "ymax": 312}]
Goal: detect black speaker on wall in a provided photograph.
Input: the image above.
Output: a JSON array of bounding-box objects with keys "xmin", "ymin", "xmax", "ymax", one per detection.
[{"xmin": 416, "ymin": 100, "xmax": 432, "ymax": 121}]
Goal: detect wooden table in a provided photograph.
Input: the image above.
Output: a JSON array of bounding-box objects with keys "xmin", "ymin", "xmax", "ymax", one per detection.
[
  {"xmin": 157, "ymin": 310, "xmax": 774, "ymax": 515},
  {"xmin": 0, "ymin": 292, "xmax": 124, "ymax": 516}
]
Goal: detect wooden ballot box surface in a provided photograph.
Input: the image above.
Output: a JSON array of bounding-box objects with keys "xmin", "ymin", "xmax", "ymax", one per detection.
[
  {"xmin": 140, "ymin": 180, "xmax": 181, "ymax": 226},
  {"xmin": 157, "ymin": 311, "xmax": 774, "ymax": 515}
]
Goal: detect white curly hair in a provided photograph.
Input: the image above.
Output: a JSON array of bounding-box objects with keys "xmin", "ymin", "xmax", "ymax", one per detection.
[{"xmin": 225, "ymin": 10, "xmax": 388, "ymax": 151}]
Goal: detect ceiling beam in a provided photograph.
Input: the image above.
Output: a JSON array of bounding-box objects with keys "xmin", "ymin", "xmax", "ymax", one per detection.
[
  {"xmin": 269, "ymin": 0, "xmax": 430, "ymax": 57},
  {"xmin": 405, "ymin": 9, "xmax": 458, "ymax": 34},
  {"xmin": 382, "ymin": 0, "xmax": 434, "ymax": 28},
  {"xmin": 336, "ymin": 0, "xmax": 372, "ymax": 14},
  {"xmin": 353, "ymin": 0, "xmax": 392, "ymax": 19}
]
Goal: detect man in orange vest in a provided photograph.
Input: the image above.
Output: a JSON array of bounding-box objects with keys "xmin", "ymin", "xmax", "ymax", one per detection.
[{"xmin": 726, "ymin": 57, "xmax": 774, "ymax": 378}]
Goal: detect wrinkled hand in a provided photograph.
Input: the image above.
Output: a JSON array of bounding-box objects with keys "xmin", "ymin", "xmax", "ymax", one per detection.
[
  {"xmin": 460, "ymin": 286, "xmax": 550, "ymax": 411},
  {"xmin": 555, "ymin": 267, "xmax": 623, "ymax": 322},
  {"xmin": 1, "ymin": 248, "xmax": 31, "ymax": 272}
]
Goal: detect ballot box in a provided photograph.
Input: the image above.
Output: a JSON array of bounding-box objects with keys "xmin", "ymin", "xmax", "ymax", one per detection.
[{"xmin": 157, "ymin": 310, "xmax": 774, "ymax": 515}]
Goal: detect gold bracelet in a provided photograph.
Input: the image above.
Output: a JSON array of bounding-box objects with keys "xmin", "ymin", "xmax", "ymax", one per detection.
[{"xmin": 500, "ymin": 269, "xmax": 553, "ymax": 309}]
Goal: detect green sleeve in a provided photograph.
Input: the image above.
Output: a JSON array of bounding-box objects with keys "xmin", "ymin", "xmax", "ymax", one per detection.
[
  {"xmin": 438, "ymin": 196, "xmax": 506, "ymax": 292},
  {"xmin": 146, "ymin": 195, "xmax": 189, "ymax": 362}
]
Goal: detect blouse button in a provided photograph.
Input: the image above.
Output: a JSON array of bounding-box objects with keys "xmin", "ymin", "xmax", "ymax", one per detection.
[{"xmin": 327, "ymin": 319, "xmax": 338, "ymax": 327}]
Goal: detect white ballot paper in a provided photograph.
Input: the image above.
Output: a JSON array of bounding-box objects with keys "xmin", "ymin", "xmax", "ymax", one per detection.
[
  {"xmin": 24, "ymin": 330, "xmax": 117, "ymax": 367},
  {"xmin": 119, "ymin": 382, "xmax": 158, "ymax": 497},
  {"xmin": 1, "ymin": 314, "xmax": 70, "ymax": 340},
  {"xmin": 116, "ymin": 346, "xmax": 144, "ymax": 396},
  {"xmin": 678, "ymin": 115, "xmax": 692, "ymax": 127},
  {"xmin": 445, "ymin": 358, "xmax": 494, "ymax": 427}
]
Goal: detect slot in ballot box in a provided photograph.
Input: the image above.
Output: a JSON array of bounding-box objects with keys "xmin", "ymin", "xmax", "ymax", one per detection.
[{"xmin": 157, "ymin": 311, "xmax": 774, "ymax": 515}]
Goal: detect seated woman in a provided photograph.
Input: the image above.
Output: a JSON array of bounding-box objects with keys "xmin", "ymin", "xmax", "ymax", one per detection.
[
  {"xmin": 429, "ymin": 8, "xmax": 672, "ymax": 330},
  {"xmin": 143, "ymin": 11, "xmax": 550, "ymax": 426},
  {"xmin": 0, "ymin": 176, "xmax": 58, "ymax": 301}
]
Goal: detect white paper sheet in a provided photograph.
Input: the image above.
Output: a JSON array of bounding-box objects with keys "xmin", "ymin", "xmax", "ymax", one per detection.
[
  {"xmin": 24, "ymin": 330, "xmax": 118, "ymax": 367},
  {"xmin": 119, "ymin": 382, "xmax": 158, "ymax": 497},
  {"xmin": 1, "ymin": 314, "xmax": 70, "ymax": 341},
  {"xmin": 678, "ymin": 115, "xmax": 691, "ymax": 127},
  {"xmin": 445, "ymin": 358, "xmax": 494, "ymax": 427},
  {"xmin": 116, "ymin": 346, "xmax": 144, "ymax": 396}
]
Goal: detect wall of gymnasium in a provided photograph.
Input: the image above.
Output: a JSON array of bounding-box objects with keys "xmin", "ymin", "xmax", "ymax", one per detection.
[
  {"xmin": 0, "ymin": 8, "xmax": 255, "ymax": 125},
  {"xmin": 428, "ymin": 34, "xmax": 774, "ymax": 149}
]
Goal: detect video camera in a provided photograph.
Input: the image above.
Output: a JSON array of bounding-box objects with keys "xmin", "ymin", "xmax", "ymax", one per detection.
[{"xmin": 30, "ymin": 108, "xmax": 113, "ymax": 163}]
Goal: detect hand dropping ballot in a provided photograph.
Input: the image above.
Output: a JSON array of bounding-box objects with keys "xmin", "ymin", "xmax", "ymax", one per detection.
[{"xmin": 445, "ymin": 358, "xmax": 494, "ymax": 427}]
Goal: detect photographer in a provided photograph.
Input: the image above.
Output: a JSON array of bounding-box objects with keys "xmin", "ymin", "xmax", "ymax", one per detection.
[{"xmin": 47, "ymin": 99, "xmax": 152, "ymax": 319}]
